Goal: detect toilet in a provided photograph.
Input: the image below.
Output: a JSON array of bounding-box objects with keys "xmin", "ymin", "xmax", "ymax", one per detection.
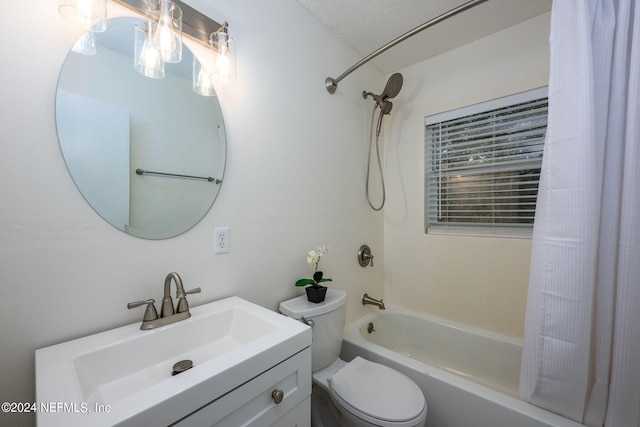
[{"xmin": 279, "ymin": 289, "xmax": 427, "ymax": 427}]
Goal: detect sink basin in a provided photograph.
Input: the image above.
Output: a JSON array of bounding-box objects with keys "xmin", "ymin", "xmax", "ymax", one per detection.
[
  {"xmin": 74, "ymin": 304, "xmax": 279, "ymax": 406},
  {"xmin": 36, "ymin": 296, "xmax": 311, "ymax": 426}
]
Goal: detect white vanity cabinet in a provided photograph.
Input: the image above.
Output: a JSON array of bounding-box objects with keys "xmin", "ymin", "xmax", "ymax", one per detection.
[
  {"xmin": 174, "ymin": 348, "xmax": 311, "ymax": 426},
  {"xmin": 36, "ymin": 297, "xmax": 312, "ymax": 427}
]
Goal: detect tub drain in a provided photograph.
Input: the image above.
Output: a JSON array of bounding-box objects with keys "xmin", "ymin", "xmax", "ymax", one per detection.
[
  {"xmin": 172, "ymin": 359, "xmax": 193, "ymax": 376},
  {"xmin": 367, "ymin": 322, "xmax": 376, "ymax": 333}
]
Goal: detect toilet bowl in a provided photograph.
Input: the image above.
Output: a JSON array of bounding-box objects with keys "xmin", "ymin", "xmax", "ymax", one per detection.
[{"xmin": 279, "ymin": 289, "xmax": 427, "ymax": 427}]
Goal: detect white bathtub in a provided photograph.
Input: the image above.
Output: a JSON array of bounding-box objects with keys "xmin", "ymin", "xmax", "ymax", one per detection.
[{"xmin": 341, "ymin": 309, "xmax": 584, "ymax": 427}]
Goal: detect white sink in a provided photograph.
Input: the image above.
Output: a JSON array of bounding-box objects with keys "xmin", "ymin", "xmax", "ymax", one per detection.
[{"xmin": 36, "ymin": 296, "xmax": 311, "ymax": 426}]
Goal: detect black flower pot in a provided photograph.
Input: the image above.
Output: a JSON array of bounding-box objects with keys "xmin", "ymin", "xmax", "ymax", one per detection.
[{"xmin": 305, "ymin": 285, "xmax": 327, "ymax": 303}]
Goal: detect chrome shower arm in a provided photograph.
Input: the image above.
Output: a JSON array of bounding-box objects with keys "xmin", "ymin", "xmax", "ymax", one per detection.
[{"xmin": 325, "ymin": 0, "xmax": 488, "ymax": 94}]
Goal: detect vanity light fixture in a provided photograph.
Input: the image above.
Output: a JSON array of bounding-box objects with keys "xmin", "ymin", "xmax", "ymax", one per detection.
[
  {"xmin": 59, "ymin": 0, "xmax": 232, "ymax": 83},
  {"xmin": 58, "ymin": 0, "xmax": 107, "ymax": 32},
  {"xmin": 192, "ymin": 23, "xmax": 235, "ymax": 96},
  {"xmin": 134, "ymin": 20, "xmax": 165, "ymax": 79},
  {"xmin": 153, "ymin": 0, "xmax": 182, "ymax": 64},
  {"xmin": 211, "ymin": 23, "xmax": 235, "ymax": 85}
]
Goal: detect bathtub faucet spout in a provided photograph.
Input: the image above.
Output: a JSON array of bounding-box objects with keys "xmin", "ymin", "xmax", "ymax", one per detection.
[{"xmin": 362, "ymin": 293, "xmax": 385, "ymax": 310}]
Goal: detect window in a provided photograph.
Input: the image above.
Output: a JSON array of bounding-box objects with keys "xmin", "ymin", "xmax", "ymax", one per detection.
[{"xmin": 425, "ymin": 87, "xmax": 548, "ymax": 237}]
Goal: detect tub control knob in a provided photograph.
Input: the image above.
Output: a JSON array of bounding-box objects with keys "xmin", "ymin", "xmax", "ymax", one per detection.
[
  {"xmin": 358, "ymin": 244, "xmax": 374, "ymax": 267},
  {"xmin": 271, "ymin": 389, "xmax": 284, "ymax": 404}
]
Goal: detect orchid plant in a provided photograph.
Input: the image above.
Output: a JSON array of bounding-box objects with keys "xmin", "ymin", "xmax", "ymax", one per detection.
[{"xmin": 295, "ymin": 245, "xmax": 332, "ymax": 288}]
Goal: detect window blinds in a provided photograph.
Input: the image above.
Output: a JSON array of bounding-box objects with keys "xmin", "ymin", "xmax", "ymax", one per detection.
[{"xmin": 425, "ymin": 89, "xmax": 548, "ymax": 236}]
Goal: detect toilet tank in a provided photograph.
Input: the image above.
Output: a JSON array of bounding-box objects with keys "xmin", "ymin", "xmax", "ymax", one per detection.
[{"xmin": 279, "ymin": 289, "xmax": 346, "ymax": 372}]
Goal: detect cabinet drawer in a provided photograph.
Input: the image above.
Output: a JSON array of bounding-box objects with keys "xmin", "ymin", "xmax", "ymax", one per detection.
[
  {"xmin": 174, "ymin": 348, "xmax": 311, "ymax": 427},
  {"xmin": 274, "ymin": 397, "xmax": 310, "ymax": 427}
]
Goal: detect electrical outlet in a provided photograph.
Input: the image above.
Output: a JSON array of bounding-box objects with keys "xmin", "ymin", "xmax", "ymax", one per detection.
[{"xmin": 214, "ymin": 227, "xmax": 230, "ymax": 254}]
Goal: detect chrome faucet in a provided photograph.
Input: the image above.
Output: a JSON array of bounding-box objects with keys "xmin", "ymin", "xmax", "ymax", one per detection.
[
  {"xmin": 362, "ymin": 293, "xmax": 385, "ymax": 310},
  {"xmin": 128, "ymin": 272, "xmax": 201, "ymax": 330}
]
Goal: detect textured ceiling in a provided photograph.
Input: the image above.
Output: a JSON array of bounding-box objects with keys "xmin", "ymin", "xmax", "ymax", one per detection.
[{"xmin": 296, "ymin": 0, "xmax": 552, "ymax": 75}]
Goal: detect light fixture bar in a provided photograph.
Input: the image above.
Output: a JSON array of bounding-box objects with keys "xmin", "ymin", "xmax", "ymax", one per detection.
[{"xmin": 112, "ymin": 0, "xmax": 224, "ymax": 49}]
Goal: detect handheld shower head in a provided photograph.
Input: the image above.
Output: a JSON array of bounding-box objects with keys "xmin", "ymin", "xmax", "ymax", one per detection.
[{"xmin": 380, "ymin": 100, "xmax": 393, "ymax": 115}]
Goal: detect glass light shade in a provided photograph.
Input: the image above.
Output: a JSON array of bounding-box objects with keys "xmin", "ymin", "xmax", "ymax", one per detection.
[
  {"xmin": 153, "ymin": 0, "xmax": 182, "ymax": 63},
  {"xmin": 193, "ymin": 56, "xmax": 216, "ymax": 97},
  {"xmin": 212, "ymin": 32, "xmax": 235, "ymax": 85},
  {"xmin": 134, "ymin": 22, "xmax": 165, "ymax": 79},
  {"xmin": 59, "ymin": 0, "xmax": 107, "ymax": 32},
  {"xmin": 71, "ymin": 31, "xmax": 97, "ymax": 55}
]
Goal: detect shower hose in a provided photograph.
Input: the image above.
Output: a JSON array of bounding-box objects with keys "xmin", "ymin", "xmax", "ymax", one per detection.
[{"xmin": 366, "ymin": 104, "xmax": 386, "ymax": 211}]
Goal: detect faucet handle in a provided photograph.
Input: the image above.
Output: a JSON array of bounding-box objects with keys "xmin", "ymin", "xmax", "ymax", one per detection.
[
  {"xmin": 365, "ymin": 253, "xmax": 374, "ymax": 266},
  {"xmin": 127, "ymin": 299, "xmax": 159, "ymax": 321},
  {"xmin": 358, "ymin": 245, "xmax": 375, "ymax": 267},
  {"xmin": 176, "ymin": 288, "xmax": 201, "ymax": 313}
]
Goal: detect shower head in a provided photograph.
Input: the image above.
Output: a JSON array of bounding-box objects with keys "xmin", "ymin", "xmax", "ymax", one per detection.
[
  {"xmin": 382, "ymin": 73, "xmax": 403, "ymax": 100},
  {"xmin": 363, "ymin": 73, "xmax": 404, "ymax": 107}
]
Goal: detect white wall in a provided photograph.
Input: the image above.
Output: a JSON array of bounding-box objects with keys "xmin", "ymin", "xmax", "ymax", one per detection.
[
  {"xmin": 0, "ymin": 1, "xmax": 384, "ymax": 425},
  {"xmin": 383, "ymin": 13, "xmax": 551, "ymax": 339}
]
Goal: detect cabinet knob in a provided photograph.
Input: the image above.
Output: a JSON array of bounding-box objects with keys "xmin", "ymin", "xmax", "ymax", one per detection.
[{"xmin": 271, "ymin": 389, "xmax": 284, "ymax": 404}]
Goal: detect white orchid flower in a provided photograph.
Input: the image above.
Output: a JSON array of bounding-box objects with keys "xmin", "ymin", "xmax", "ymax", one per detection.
[
  {"xmin": 307, "ymin": 250, "xmax": 319, "ymax": 267},
  {"xmin": 316, "ymin": 245, "xmax": 329, "ymax": 257}
]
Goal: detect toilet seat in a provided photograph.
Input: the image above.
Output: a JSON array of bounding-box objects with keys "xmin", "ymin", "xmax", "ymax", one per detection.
[{"xmin": 329, "ymin": 357, "xmax": 426, "ymax": 426}]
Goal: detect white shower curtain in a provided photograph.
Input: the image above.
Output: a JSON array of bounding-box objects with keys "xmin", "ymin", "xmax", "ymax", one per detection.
[{"xmin": 520, "ymin": 1, "xmax": 640, "ymax": 426}]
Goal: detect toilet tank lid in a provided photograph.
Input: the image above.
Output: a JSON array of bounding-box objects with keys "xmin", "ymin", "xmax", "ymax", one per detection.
[{"xmin": 279, "ymin": 289, "xmax": 346, "ymax": 319}]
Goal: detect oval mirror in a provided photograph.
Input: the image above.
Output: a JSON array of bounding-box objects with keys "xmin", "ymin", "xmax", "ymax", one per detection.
[{"xmin": 56, "ymin": 17, "xmax": 226, "ymax": 239}]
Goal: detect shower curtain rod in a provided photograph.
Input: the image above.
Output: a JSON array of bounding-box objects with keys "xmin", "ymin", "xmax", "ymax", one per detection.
[{"xmin": 325, "ymin": 0, "xmax": 489, "ymax": 94}]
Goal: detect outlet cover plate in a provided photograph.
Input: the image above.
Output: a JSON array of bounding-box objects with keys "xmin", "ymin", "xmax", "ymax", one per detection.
[{"xmin": 214, "ymin": 227, "xmax": 229, "ymax": 254}]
